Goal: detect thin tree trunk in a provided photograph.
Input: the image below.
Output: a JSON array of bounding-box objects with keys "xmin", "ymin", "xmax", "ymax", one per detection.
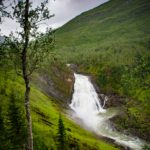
[
  {"xmin": 21, "ymin": 0, "xmax": 33, "ymax": 150},
  {"xmin": 23, "ymin": 77, "xmax": 33, "ymax": 150}
]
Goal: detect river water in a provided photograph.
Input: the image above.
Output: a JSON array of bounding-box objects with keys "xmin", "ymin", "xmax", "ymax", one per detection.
[{"xmin": 70, "ymin": 73, "xmax": 145, "ymax": 150}]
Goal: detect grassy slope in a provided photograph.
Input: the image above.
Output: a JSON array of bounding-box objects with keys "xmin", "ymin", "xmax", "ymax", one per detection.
[
  {"xmin": 0, "ymin": 69, "xmax": 118, "ymax": 150},
  {"xmin": 55, "ymin": 0, "xmax": 150, "ymax": 65},
  {"xmin": 0, "ymin": 0, "xmax": 149, "ymax": 148},
  {"xmin": 54, "ymin": 0, "xmax": 150, "ymax": 142}
]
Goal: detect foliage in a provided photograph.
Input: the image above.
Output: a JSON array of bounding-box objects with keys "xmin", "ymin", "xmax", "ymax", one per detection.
[
  {"xmin": 0, "ymin": 70, "xmax": 118, "ymax": 150},
  {"xmin": 6, "ymin": 91, "xmax": 27, "ymax": 150},
  {"xmin": 0, "ymin": 0, "xmax": 150, "ymax": 148},
  {"xmin": 143, "ymin": 145, "xmax": 150, "ymax": 150},
  {"xmin": 0, "ymin": 104, "xmax": 5, "ymax": 150},
  {"xmin": 1, "ymin": 0, "xmax": 54, "ymax": 149},
  {"xmin": 0, "ymin": 0, "xmax": 12, "ymax": 23},
  {"xmin": 56, "ymin": 114, "xmax": 67, "ymax": 150},
  {"xmin": 0, "ymin": 71, "xmax": 27, "ymax": 150},
  {"xmin": 53, "ymin": 0, "xmax": 150, "ymax": 142}
]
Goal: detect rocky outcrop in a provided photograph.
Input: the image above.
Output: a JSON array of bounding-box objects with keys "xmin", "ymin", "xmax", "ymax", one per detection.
[{"xmin": 31, "ymin": 65, "xmax": 74, "ymax": 107}]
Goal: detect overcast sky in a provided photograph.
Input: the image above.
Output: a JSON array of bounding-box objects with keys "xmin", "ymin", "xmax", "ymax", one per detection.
[{"xmin": 1, "ymin": 0, "xmax": 109, "ymax": 36}]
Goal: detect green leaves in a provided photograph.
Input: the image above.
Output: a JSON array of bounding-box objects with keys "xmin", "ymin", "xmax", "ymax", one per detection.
[{"xmin": 57, "ymin": 114, "xmax": 67, "ymax": 150}]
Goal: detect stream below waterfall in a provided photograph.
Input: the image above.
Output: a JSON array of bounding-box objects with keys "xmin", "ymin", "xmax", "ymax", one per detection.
[{"xmin": 69, "ymin": 73, "xmax": 145, "ymax": 150}]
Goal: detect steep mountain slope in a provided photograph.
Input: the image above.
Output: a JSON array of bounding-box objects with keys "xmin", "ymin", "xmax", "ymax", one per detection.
[
  {"xmin": 55, "ymin": 0, "xmax": 150, "ymax": 142},
  {"xmin": 0, "ymin": 0, "xmax": 149, "ymax": 149},
  {"xmin": 0, "ymin": 68, "xmax": 119, "ymax": 150},
  {"xmin": 55, "ymin": 0, "xmax": 150, "ymax": 65}
]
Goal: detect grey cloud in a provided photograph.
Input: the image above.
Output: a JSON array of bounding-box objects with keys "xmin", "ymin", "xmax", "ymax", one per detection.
[
  {"xmin": 47, "ymin": 0, "xmax": 109, "ymax": 29},
  {"xmin": 1, "ymin": 0, "xmax": 109, "ymax": 35}
]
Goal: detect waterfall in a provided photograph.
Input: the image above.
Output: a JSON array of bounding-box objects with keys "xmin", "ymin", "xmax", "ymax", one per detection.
[
  {"xmin": 70, "ymin": 73, "xmax": 145, "ymax": 150},
  {"xmin": 70, "ymin": 73, "xmax": 105, "ymax": 129},
  {"xmin": 102, "ymin": 96, "xmax": 108, "ymax": 108}
]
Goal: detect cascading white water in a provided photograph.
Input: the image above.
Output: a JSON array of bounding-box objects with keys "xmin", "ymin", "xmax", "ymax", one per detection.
[
  {"xmin": 70, "ymin": 73, "xmax": 105, "ymax": 129},
  {"xmin": 70, "ymin": 73, "xmax": 145, "ymax": 150}
]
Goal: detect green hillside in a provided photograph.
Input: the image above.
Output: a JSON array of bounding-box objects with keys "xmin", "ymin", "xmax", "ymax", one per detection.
[
  {"xmin": 56, "ymin": 0, "xmax": 150, "ymax": 65},
  {"xmin": 0, "ymin": 0, "xmax": 150, "ymax": 149},
  {"xmin": 0, "ymin": 68, "xmax": 119, "ymax": 150},
  {"xmin": 55, "ymin": 0, "xmax": 150, "ymax": 142}
]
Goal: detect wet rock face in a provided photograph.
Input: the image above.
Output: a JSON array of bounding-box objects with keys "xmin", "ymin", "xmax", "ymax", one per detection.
[
  {"xmin": 68, "ymin": 64, "xmax": 78, "ymax": 72},
  {"xmin": 31, "ymin": 65, "xmax": 74, "ymax": 107},
  {"xmin": 104, "ymin": 94, "xmax": 127, "ymax": 108},
  {"xmin": 37, "ymin": 74, "xmax": 67, "ymax": 101},
  {"xmin": 88, "ymin": 75, "xmax": 127, "ymax": 109}
]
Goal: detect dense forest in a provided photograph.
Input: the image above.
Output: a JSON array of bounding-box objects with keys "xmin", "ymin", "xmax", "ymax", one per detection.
[
  {"xmin": 0, "ymin": 0, "xmax": 150, "ymax": 150},
  {"xmin": 55, "ymin": 0, "xmax": 150, "ymax": 143}
]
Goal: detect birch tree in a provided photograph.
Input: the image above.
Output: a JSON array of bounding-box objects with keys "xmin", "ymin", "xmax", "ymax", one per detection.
[{"xmin": 1, "ymin": 0, "xmax": 54, "ymax": 150}]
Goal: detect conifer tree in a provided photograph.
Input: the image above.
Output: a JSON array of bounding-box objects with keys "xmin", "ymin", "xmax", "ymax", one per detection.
[
  {"xmin": 7, "ymin": 92, "xmax": 27, "ymax": 150},
  {"xmin": 57, "ymin": 114, "xmax": 66, "ymax": 150}
]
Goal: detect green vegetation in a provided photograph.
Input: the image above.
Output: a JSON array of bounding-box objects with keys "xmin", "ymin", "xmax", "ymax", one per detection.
[
  {"xmin": 0, "ymin": 0, "xmax": 150, "ymax": 148},
  {"xmin": 56, "ymin": 114, "xmax": 67, "ymax": 150},
  {"xmin": 54, "ymin": 0, "xmax": 150, "ymax": 142},
  {"xmin": 7, "ymin": 92, "xmax": 27, "ymax": 149},
  {"xmin": 2, "ymin": 0, "xmax": 54, "ymax": 149},
  {"xmin": 0, "ymin": 70, "xmax": 27, "ymax": 149},
  {"xmin": 0, "ymin": 66, "xmax": 119, "ymax": 149}
]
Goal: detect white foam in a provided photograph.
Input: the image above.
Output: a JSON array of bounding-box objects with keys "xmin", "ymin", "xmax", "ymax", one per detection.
[{"xmin": 70, "ymin": 73, "xmax": 145, "ymax": 150}]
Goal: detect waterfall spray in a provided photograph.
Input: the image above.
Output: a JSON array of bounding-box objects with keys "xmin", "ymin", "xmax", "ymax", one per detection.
[{"xmin": 70, "ymin": 73, "xmax": 145, "ymax": 150}]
